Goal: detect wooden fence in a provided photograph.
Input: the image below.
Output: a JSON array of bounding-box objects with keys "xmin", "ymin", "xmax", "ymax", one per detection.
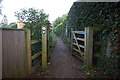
[
  {"xmin": 0, "ymin": 29, "xmax": 2, "ymax": 80},
  {"xmin": 71, "ymin": 27, "xmax": 93, "ymax": 68},
  {"xmin": 31, "ymin": 39, "xmax": 42, "ymax": 73},
  {"xmin": 0, "ymin": 28, "xmax": 31, "ymax": 78},
  {"xmin": 30, "ymin": 25, "xmax": 50, "ymax": 72},
  {"xmin": 0, "ymin": 24, "xmax": 50, "ymax": 78}
]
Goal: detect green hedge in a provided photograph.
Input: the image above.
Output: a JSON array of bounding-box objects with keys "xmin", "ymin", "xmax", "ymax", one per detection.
[{"xmin": 66, "ymin": 2, "xmax": 120, "ymax": 77}]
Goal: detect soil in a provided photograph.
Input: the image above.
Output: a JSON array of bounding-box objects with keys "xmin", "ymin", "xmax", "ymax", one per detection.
[
  {"xmin": 32, "ymin": 37, "xmax": 105, "ymax": 78},
  {"xmin": 45, "ymin": 37, "xmax": 87, "ymax": 78}
]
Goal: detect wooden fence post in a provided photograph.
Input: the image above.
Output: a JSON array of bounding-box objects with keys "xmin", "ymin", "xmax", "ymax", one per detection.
[
  {"xmin": 42, "ymin": 26, "xmax": 47, "ymax": 71},
  {"xmin": 0, "ymin": 29, "xmax": 2, "ymax": 79},
  {"xmin": 47, "ymin": 23, "xmax": 50, "ymax": 61},
  {"xmin": 25, "ymin": 30, "xmax": 31, "ymax": 76},
  {"xmin": 85, "ymin": 27, "xmax": 93, "ymax": 68}
]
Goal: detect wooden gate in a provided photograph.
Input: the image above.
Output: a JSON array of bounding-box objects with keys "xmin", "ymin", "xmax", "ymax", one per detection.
[{"xmin": 71, "ymin": 27, "xmax": 93, "ymax": 68}]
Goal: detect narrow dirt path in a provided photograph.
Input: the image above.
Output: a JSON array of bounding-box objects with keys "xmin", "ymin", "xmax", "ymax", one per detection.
[
  {"xmin": 32, "ymin": 36, "xmax": 105, "ymax": 78},
  {"xmin": 44, "ymin": 37, "xmax": 87, "ymax": 78}
]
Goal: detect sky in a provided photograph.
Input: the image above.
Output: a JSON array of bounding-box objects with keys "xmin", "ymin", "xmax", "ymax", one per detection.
[{"xmin": 0, "ymin": 0, "xmax": 77, "ymax": 24}]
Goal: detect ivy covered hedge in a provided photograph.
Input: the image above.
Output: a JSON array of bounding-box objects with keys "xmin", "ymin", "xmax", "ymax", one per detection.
[{"xmin": 65, "ymin": 2, "xmax": 120, "ymax": 77}]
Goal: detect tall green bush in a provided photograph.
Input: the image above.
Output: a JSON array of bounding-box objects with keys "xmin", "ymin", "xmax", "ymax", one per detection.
[
  {"xmin": 52, "ymin": 14, "xmax": 67, "ymax": 38},
  {"xmin": 15, "ymin": 8, "xmax": 49, "ymax": 40},
  {"xmin": 66, "ymin": 2, "xmax": 120, "ymax": 77}
]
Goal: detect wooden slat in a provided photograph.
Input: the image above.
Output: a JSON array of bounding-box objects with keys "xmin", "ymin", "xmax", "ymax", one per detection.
[
  {"xmin": 2, "ymin": 30, "xmax": 27, "ymax": 78},
  {"xmin": 76, "ymin": 38, "xmax": 85, "ymax": 41},
  {"xmin": 73, "ymin": 33, "xmax": 84, "ymax": 55},
  {"xmin": 73, "ymin": 43, "xmax": 77, "ymax": 45},
  {"xmin": 31, "ymin": 39, "xmax": 41, "ymax": 44},
  {"xmin": 73, "ymin": 33, "xmax": 81, "ymax": 52},
  {"xmin": 0, "ymin": 30, "xmax": 2, "ymax": 79},
  {"xmin": 73, "ymin": 43, "xmax": 85, "ymax": 48},
  {"xmin": 32, "ymin": 51, "xmax": 42, "ymax": 60},
  {"xmin": 73, "ymin": 48, "xmax": 84, "ymax": 55},
  {"xmin": 0, "ymin": 28, "xmax": 25, "ymax": 31},
  {"xmin": 72, "ymin": 31, "xmax": 87, "ymax": 34},
  {"xmin": 72, "ymin": 53, "xmax": 84, "ymax": 61},
  {"xmin": 79, "ymin": 44, "xmax": 85, "ymax": 48},
  {"xmin": 73, "ymin": 48, "xmax": 80, "ymax": 53}
]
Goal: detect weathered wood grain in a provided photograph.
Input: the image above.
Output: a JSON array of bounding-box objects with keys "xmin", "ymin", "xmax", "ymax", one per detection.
[
  {"xmin": 42, "ymin": 26, "xmax": 47, "ymax": 71},
  {"xmin": 0, "ymin": 30, "xmax": 2, "ymax": 79},
  {"xmin": 72, "ymin": 27, "xmax": 93, "ymax": 68},
  {"xmin": 85, "ymin": 27, "xmax": 93, "ymax": 68},
  {"xmin": 25, "ymin": 30, "xmax": 32, "ymax": 76},
  {"xmin": 32, "ymin": 51, "xmax": 42, "ymax": 60},
  {"xmin": 2, "ymin": 29, "xmax": 31, "ymax": 78}
]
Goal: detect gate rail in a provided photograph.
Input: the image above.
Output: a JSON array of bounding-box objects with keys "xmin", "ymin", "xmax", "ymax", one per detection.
[{"xmin": 71, "ymin": 27, "xmax": 93, "ymax": 68}]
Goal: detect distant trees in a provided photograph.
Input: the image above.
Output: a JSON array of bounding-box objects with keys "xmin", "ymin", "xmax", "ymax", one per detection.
[
  {"xmin": 0, "ymin": 0, "xmax": 3, "ymax": 15},
  {"xmin": 52, "ymin": 14, "xmax": 67, "ymax": 36},
  {"xmin": 1, "ymin": 15, "xmax": 8, "ymax": 26}
]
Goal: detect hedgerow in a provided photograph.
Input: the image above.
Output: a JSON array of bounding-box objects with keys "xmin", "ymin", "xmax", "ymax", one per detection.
[{"xmin": 55, "ymin": 2, "xmax": 120, "ymax": 77}]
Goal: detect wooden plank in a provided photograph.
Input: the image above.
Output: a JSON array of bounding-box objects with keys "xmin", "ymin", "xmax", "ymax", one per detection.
[
  {"xmin": 76, "ymin": 38, "xmax": 85, "ymax": 41},
  {"xmin": 73, "ymin": 33, "xmax": 81, "ymax": 52},
  {"xmin": 2, "ymin": 30, "xmax": 27, "ymax": 78},
  {"xmin": 72, "ymin": 33, "xmax": 84, "ymax": 56},
  {"xmin": 73, "ymin": 43, "xmax": 84, "ymax": 48},
  {"xmin": 72, "ymin": 31, "xmax": 87, "ymax": 34},
  {"xmin": 25, "ymin": 30, "xmax": 32, "ymax": 76},
  {"xmin": 0, "ymin": 28, "xmax": 25, "ymax": 31},
  {"xmin": 42, "ymin": 26, "xmax": 47, "ymax": 71},
  {"xmin": 85, "ymin": 27, "xmax": 93, "ymax": 68},
  {"xmin": 79, "ymin": 44, "xmax": 85, "ymax": 48},
  {"xmin": 32, "ymin": 51, "xmax": 42, "ymax": 60},
  {"xmin": 73, "ymin": 48, "xmax": 84, "ymax": 55},
  {"xmin": 73, "ymin": 48, "xmax": 80, "ymax": 53},
  {"xmin": 0, "ymin": 30, "xmax": 2, "ymax": 79},
  {"xmin": 73, "ymin": 43, "xmax": 77, "ymax": 46},
  {"xmin": 72, "ymin": 52, "xmax": 84, "ymax": 61},
  {"xmin": 31, "ymin": 39, "xmax": 41, "ymax": 44}
]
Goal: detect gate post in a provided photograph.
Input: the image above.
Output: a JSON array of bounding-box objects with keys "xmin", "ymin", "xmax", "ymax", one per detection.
[
  {"xmin": 25, "ymin": 30, "xmax": 31, "ymax": 75},
  {"xmin": 47, "ymin": 21, "xmax": 50, "ymax": 61},
  {"xmin": 42, "ymin": 26, "xmax": 47, "ymax": 71},
  {"xmin": 0, "ymin": 29, "xmax": 2, "ymax": 79},
  {"xmin": 85, "ymin": 27, "xmax": 93, "ymax": 68}
]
